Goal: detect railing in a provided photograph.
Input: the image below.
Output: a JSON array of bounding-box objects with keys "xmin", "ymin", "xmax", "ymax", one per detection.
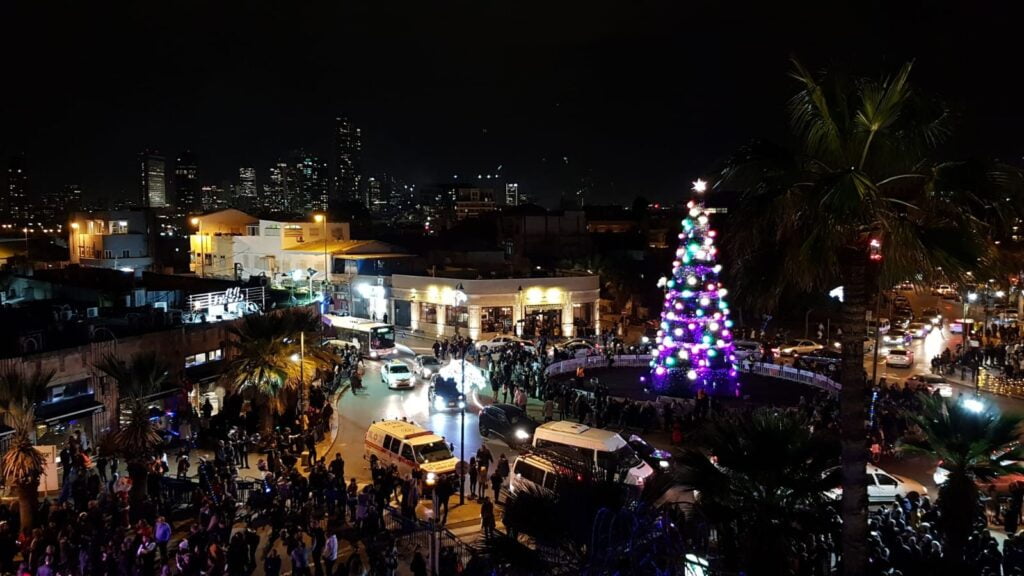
[{"xmin": 544, "ymin": 355, "xmax": 841, "ymax": 395}]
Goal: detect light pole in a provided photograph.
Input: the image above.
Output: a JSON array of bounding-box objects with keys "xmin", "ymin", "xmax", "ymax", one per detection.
[
  {"xmin": 22, "ymin": 228, "xmax": 28, "ymax": 262},
  {"xmin": 190, "ymin": 217, "xmax": 204, "ymax": 278},
  {"xmin": 291, "ymin": 331, "xmax": 306, "ymax": 427},
  {"xmin": 425, "ymin": 472, "xmax": 440, "ymax": 575}
]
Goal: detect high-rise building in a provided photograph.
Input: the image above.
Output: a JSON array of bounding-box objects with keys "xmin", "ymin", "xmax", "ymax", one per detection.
[
  {"xmin": 139, "ymin": 151, "xmax": 167, "ymax": 208},
  {"xmin": 38, "ymin": 184, "xmax": 83, "ymax": 227},
  {"xmin": 297, "ymin": 153, "xmax": 328, "ymax": 213},
  {"xmin": 365, "ymin": 177, "xmax": 382, "ymax": 211},
  {"xmin": 505, "ymin": 183, "xmax": 519, "ymax": 206},
  {"xmin": 333, "ymin": 117, "xmax": 362, "ymax": 208},
  {"xmin": 174, "ymin": 151, "xmax": 201, "ymax": 219},
  {"xmin": 263, "ymin": 162, "xmax": 291, "ymax": 213},
  {"xmin": 237, "ymin": 167, "xmax": 258, "ymax": 209},
  {"xmin": 5, "ymin": 155, "xmax": 30, "ymax": 224},
  {"xmin": 201, "ymin": 185, "xmax": 230, "ymax": 212}
]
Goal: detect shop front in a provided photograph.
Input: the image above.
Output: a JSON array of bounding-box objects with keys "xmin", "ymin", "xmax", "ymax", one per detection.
[
  {"xmin": 35, "ymin": 394, "xmax": 105, "ymax": 450},
  {"xmin": 391, "ymin": 274, "xmax": 600, "ymax": 340}
]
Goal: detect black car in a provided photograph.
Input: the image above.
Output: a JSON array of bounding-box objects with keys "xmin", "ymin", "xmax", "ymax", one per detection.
[
  {"xmin": 479, "ymin": 404, "xmax": 539, "ymax": 447},
  {"xmin": 627, "ymin": 435, "xmax": 673, "ymax": 472},
  {"xmin": 428, "ymin": 377, "xmax": 464, "ymax": 412}
]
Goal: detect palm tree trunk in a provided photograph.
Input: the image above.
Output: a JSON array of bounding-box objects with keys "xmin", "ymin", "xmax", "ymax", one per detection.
[
  {"xmin": 839, "ymin": 259, "xmax": 869, "ymax": 576},
  {"xmin": 940, "ymin": 471, "xmax": 977, "ymax": 570},
  {"xmin": 127, "ymin": 460, "xmax": 149, "ymax": 506},
  {"xmin": 17, "ymin": 481, "xmax": 38, "ymax": 531},
  {"xmin": 259, "ymin": 402, "xmax": 274, "ymax": 437}
]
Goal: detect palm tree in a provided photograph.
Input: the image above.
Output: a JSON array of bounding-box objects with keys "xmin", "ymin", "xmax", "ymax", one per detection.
[
  {"xmin": 222, "ymin": 309, "xmax": 339, "ymax": 435},
  {"xmin": 94, "ymin": 351, "xmax": 168, "ymax": 505},
  {"xmin": 675, "ymin": 407, "xmax": 839, "ymax": 576},
  {"xmin": 719, "ymin": 60, "xmax": 1024, "ymax": 575},
  {"xmin": 900, "ymin": 395, "xmax": 1024, "ymax": 568},
  {"xmin": 0, "ymin": 368, "xmax": 53, "ymax": 530}
]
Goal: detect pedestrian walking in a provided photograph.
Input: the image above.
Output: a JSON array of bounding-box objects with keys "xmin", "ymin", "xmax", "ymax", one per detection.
[
  {"xmin": 490, "ymin": 471, "xmax": 503, "ymax": 505},
  {"xmin": 481, "ymin": 496, "xmax": 496, "ymax": 538},
  {"xmin": 468, "ymin": 456, "xmax": 479, "ymax": 499}
]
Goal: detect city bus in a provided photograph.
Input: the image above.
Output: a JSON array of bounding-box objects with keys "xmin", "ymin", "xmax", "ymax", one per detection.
[{"xmin": 323, "ymin": 314, "xmax": 396, "ymax": 359}]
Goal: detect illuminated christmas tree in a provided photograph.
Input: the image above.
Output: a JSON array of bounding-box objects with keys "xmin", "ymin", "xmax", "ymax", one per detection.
[{"xmin": 650, "ymin": 179, "xmax": 739, "ymax": 395}]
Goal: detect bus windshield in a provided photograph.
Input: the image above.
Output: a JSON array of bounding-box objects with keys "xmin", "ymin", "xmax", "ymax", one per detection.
[
  {"xmin": 415, "ymin": 440, "xmax": 454, "ymax": 464},
  {"xmin": 371, "ymin": 326, "xmax": 395, "ymax": 350}
]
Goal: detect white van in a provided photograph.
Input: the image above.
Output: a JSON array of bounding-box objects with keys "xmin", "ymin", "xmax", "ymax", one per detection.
[
  {"xmin": 364, "ymin": 419, "xmax": 458, "ymax": 480},
  {"xmin": 531, "ymin": 421, "xmax": 654, "ymax": 487},
  {"xmin": 509, "ymin": 453, "xmax": 561, "ymax": 496}
]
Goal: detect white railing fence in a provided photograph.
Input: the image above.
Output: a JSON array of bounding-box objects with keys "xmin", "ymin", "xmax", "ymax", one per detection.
[{"xmin": 544, "ymin": 355, "xmax": 840, "ymax": 395}]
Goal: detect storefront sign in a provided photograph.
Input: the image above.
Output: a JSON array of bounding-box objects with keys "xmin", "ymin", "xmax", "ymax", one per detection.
[{"xmin": 188, "ymin": 286, "xmax": 265, "ymax": 310}]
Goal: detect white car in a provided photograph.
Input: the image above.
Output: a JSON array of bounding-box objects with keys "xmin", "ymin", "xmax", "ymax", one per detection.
[
  {"xmin": 553, "ymin": 339, "xmax": 596, "ymax": 358},
  {"xmin": 381, "ymin": 362, "xmax": 414, "ymax": 390},
  {"xmin": 775, "ymin": 339, "xmax": 823, "ymax": 357},
  {"xmin": 904, "ymin": 373, "xmax": 953, "ymax": 397},
  {"xmin": 885, "ymin": 348, "xmax": 914, "ymax": 368},
  {"xmin": 907, "ymin": 322, "xmax": 930, "ymax": 339},
  {"xmin": 829, "ymin": 464, "xmax": 928, "ymax": 503},
  {"xmin": 733, "ymin": 340, "xmax": 762, "ymax": 362},
  {"xmin": 477, "ymin": 335, "xmax": 534, "ymax": 354}
]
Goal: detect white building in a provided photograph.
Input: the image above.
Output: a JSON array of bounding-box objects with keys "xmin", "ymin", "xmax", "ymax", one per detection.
[
  {"xmin": 390, "ymin": 274, "xmax": 600, "ymax": 340},
  {"xmin": 68, "ymin": 210, "xmax": 156, "ymax": 275}
]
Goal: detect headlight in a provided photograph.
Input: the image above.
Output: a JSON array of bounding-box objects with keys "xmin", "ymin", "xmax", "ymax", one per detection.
[
  {"xmin": 658, "ymin": 460, "xmax": 670, "ymax": 469},
  {"xmin": 514, "ymin": 429, "xmax": 530, "ymax": 440},
  {"xmin": 433, "ymin": 396, "xmax": 446, "ymax": 410},
  {"xmin": 422, "ymin": 368, "xmax": 432, "ymax": 377}
]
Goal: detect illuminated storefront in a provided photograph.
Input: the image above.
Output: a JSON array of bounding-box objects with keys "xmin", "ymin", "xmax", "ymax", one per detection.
[{"xmin": 391, "ymin": 274, "xmax": 600, "ymax": 340}]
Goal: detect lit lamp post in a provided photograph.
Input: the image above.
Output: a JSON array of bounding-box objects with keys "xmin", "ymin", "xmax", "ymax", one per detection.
[
  {"xmin": 22, "ymin": 228, "xmax": 28, "ymax": 262},
  {"xmin": 964, "ymin": 291, "xmax": 978, "ymax": 351},
  {"xmin": 425, "ymin": 472, "xmax": 440, "ymax": 575},
  {"xmin": 453, "ymin": 282, "xmax": 468, "ymax": 506},
  {"xmin": 190, "ymin": 217, "xmax": 204, "ymax": 278}
]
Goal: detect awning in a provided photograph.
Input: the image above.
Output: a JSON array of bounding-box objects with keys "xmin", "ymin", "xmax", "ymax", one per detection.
[
  {"xmin": 35, "ymin": 397, "xmax": 104, "ymax": 424},
  {"xmin": 185, "ymin": 361, "xmax": 223, "ymax": 384}
]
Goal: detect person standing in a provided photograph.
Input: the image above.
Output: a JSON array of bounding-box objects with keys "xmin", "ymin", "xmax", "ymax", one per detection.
[
  {"xmin": 291, "ymin": 539, "xmax": 310, "ymax": 576},
  {"xmin": 490, "ymin": 470, "xmax": 503, "ymax": 505},
  {"xmin": 480, "ymin": 496, "xmax": 496, "ymax": 538},
  {"xmin": 154, "ymin": 516, "xmax": 171, "ymax": 562},
  {"xmin": 410, "ymin": 545, "xmax": 428, "ymax": 576},
  {"xmin": 264, "ymin": 549, "xmax": 282, "ymax": 576},
  {"xmin": 468, "ymin": 456, "xmax": 479, "ymax": 500},
  {"xmin": 322, "ymin": 532, "xmax": 338, "ymax": 576}
]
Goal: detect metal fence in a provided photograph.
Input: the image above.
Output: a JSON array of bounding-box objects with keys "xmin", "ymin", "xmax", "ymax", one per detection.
[
  {"xmin": 380, "ymin": 505, "xmax": 479, "ymax": 567},
  {"xmin": 544, "ymin": 354, "xmax": 841, "ymax": 394}
]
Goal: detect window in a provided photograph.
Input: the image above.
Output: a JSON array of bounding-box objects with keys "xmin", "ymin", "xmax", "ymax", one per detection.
[
  {"xmin": 875, "ymin": 474, "xmax": 899, "ymax": 486},
  {"xmin": 121, "ymin": 249, "xmax": 131, "ymax": 258},
  {"xmin": 543, "ymin": 472, "xmax": 557, "ymax": 490},
  {"xmin": 109, "ymin": 220, "xmax": 128, "ymax": 234},
  {"xmin": 246, "ymin": 225, "xmax": 260, "ymax": 236},
  {"xmin": 102, "ymin": 250, "xmax": 113, "ymax": 259},
  {"xmin": 446, "ymin": 305, "xmax": 468, "ymax": 328},
  {"xmin": 263, "ymin": 225, "xmax": 280, "ymax": 236},
  {"xmin": 208, "ymin": 349, "xmax": 223, "ymax": 362},
  {"xmin": 421, "ymin": 304, "xmax": 438, "ymax": 324},
  {"xmin": 384, "ymin": 435, "xmax": 398, "ymax": 453},
  {"xmin": 401, "ymin": 444, "xmax": 415, "ymax": 462},
  {"xmin": 514, "ymin": 461, "xmax": 545, "ymax": 486},
  {"xmin": 185, "ymin": 349, "xmax": 222, "ymax": 368}
]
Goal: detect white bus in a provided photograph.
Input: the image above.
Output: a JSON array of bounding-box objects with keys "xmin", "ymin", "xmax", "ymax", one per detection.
[{"xmin": 324, "ymin": 315, "xmax": 396, "ymax": 359}]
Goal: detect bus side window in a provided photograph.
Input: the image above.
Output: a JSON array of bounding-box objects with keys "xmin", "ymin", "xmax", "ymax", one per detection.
[{"xmin": 384, "ymin": 435, "xmax": 397, "ymax": 453}]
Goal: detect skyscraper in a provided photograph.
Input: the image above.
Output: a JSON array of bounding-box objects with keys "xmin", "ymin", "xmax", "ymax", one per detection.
[
  {"xmin": 333, "ymin": 116, "xmax": 362, "ymax": 208},
  {"xmin": 237, "ymin": 167, "xmax": 258, "ymax": 209},
  {"xmin": 297, "ymin": 153, "xmax": 329, "ymax": 213},
  {"xmin": 139, "ymin": 151, "xmax": 167, "ymax": 208},
  {"xmin": 174, "ymin": 150, "xmax": 200, "ymax": 219},
  {"xmin": 263, "ymin": 162, "xmax": 291, "ymax": 213},
  {"xmin": 365, "ymin": 177, "xmax": 382, "ymax": 211},
  {"xmin": 5, "ymin": 155, "xmax": 30, "ymax": 224}
]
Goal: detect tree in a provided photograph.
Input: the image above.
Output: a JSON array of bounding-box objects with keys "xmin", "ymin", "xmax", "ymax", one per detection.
[
  {"xmin": 676, "ymin": 407, "xmax": 839, "ymax": 576},
  {"xmin": 94, "ymin": 351, "xmax": 168, "ymax": 505},
  {"xmin": 718, "ymin": 60, "xmax": 1023, "ymax": 575},
  {"xmin": 0, "ymin": 368, "xmax": 53, "ymax": 531},
  {"xmin": 222, "ymin": 309, "xmax": 338, "ymax": 435},
  {"xmin": 651, "ymin": 182, "xmax": 738, "ymax": 396},
  {"xmin": 900, "ymin": 395, "xmax": 1024, "ymax": 568}
]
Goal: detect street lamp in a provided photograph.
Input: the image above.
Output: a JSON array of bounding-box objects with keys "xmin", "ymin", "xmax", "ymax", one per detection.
[
  {"xmin": 190, "ymin": 217, "xmax": 204, "ymax": 278},
  {"xmin": 425, "ymin": 472, "xmax": 440, "ymax": 575},
  {"xmin": 70, "ymin": 222, "xmax": 79, "ymax": 260},
  {"xmin": 22, "ymin": 228, "xmax": 28, "ymax": 262}
]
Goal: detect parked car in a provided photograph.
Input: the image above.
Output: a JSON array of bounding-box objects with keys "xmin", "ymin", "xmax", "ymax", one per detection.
[
  {"xmin": 477, "ymin": 335, "xmax": 534, "ymax": 354},
  {"xmin": 381, "ymin": 361, "xmax": 414, "ymax": 390},
  {"xmin": 905, "ymin": 373, "xmax": 953, "ymax": 397},
  {"xmin": 413, "ymin": 354, "xmax": 441, "ymax": 379},
  {"xmin": 627, "ymin": 435, "xmax": 673, "ymax": 472},
  {"xmin": 479, "ymin": 404, "xmax": 540, "ymax": 447},
  {"xmin": 775, "ymin": 339, "xmax": 823, "ymax": 357},
  {"xmin": 428, "ymin": 377, "xmax": 464, "ymax": 411},
  {"xmin": 885, "ymin": 348, "xmax": 914, "ymax": 368},
  {"xmin": 828, "ymin": 464, "xmax": 928, "ymax": 503}
]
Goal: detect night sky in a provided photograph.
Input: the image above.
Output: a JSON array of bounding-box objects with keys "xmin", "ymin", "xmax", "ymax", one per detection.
[{"xmin": 2, "ymin": 1, "xmax": 1023, "ymax": 206}]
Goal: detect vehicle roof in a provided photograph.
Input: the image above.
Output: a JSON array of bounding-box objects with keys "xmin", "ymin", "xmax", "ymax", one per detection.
[
  {"xmin": 912, "ymin": 373, "xmax": 946, "ymax": 382},
  {"xmin": 487, "ymin": 403, "xmax": 525, "ymax": 415},
  {"xmin": 368, "ymin": 419, "xmax": 444, "ymax": 442},
  {"xmin": 386, "ymin": 363, "xmax": 410, "ymax": 370},
  {"xmin": 415, "ymin": 354, "xmax": 439, "ymax": 361},
  {"xmin": 535, "ymin": 421, "xmax": 627, "ymax": 450}
]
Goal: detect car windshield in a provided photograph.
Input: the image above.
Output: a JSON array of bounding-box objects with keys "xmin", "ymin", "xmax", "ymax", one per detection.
[
  {"xmin": 889, "ymin": 350, "xmax": 908, "ymax": 356},
  {"xmin": 415, "ymin": 441, "xmax": 453, "ymax": 464},
  {"xmin": 922, "ymin": 375, "xmax": 945, "ymax": 384},
  {"xmin": 784, "ymin": 340, "xmax": 804, "ymax": 346},
  {"xmin": 421, "ymin": 357, "xmax": 439, "ymax": 366},
  {"xmin": 389, "ymin": 365, "xmax": 410, "ymax": 374},
  {"xmin": 628, "ymin": 437, "xmax": 655, "ymax": 458}
]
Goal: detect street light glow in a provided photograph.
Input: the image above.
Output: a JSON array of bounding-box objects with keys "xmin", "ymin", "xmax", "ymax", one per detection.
[
  {"xmin": 964, "ymin": 398, "xmax": 985, "ymax": 414},
  {"xmin": 968, "ymin": 292, "xmax": 978, "ymax": 302}
]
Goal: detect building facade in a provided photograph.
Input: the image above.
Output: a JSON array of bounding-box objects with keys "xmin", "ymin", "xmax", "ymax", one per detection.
[
  {"xmin": 334, "ymin": 117, "xmax": 362, "ymax": 208},
  {"xmin": 390, "ymin": 274, "xmax": 600, "ymax": 340},
  {"xmin": 174, "ymin": 150, "xmax": 201, "ymax": 219},
  {"xmin": 139, "ymin": 151, "xmax": 167, "ymax": 208},
  {"xmin": 237, "ymin": 167, "xmax": 258, "ymax": 209},
  {"xmin": 6, "ymin": 155, "xmax": 30, "ymax": 225},
  {"xmin": 68, "ymin": 210, "xmax": 156, "ymax": 274}
]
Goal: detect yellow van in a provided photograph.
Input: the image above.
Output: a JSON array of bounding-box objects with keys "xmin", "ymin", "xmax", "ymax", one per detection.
[{"xmin": 364, "ymin": 419, "xmax": 458, "ymax": 480}]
